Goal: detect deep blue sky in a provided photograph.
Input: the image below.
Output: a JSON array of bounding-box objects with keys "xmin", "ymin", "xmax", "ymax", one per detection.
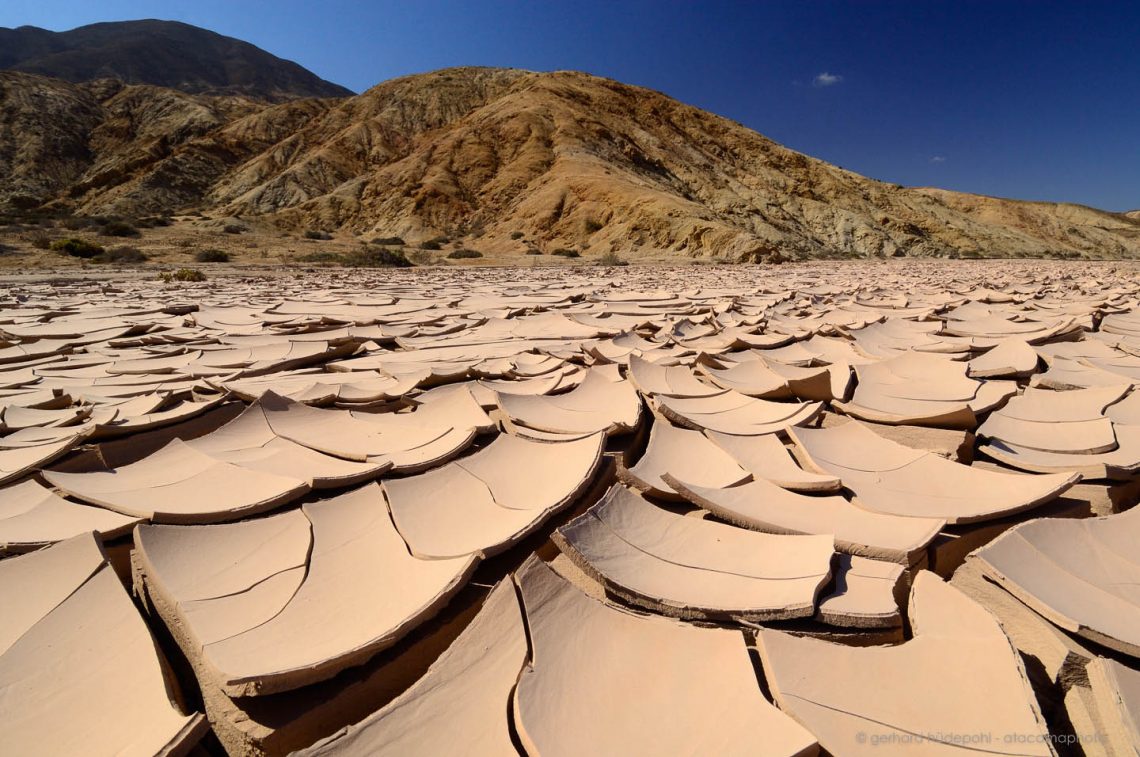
[{"xmin": 3, "ymin": 1, "xmax": 1138, "ymax": 211}]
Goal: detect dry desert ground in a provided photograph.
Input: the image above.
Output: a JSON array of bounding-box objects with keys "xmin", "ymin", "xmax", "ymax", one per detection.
[{"xmin": 2, "ymin": 260, "xmax": 1139, "ymax": 756}]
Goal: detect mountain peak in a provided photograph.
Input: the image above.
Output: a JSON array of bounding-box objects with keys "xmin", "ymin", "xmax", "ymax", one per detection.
[
  {"xmin": 1, "ymin": 60, "xmax": 1137, "ymax": 260},
  {"xmin": 0, "ymin": 19, "xmax": 352, "ymax": 101}
]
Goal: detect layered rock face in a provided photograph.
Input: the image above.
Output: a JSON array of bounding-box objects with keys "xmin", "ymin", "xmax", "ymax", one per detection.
[{"xmin": 3, "ymin": 64, "xmax": 1139, "ymax": 261}]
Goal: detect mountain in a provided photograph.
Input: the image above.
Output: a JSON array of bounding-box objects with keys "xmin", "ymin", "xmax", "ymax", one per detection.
[
  {"xmin": 2, "ymin": 64, "xmax": 1138, "ymax": 260},
  {"xmin": 0, "ymin": 20, "xmax": 352, "ymax": 101}
]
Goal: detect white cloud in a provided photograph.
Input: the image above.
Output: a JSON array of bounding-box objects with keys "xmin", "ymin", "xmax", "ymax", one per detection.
[
  {"xmin": 930, "ymin": 155, "xmax": 946, "ymax": 163},
  {"xmin": 812, "ymin": 72, "xmax": 843, "ymax": 87}
]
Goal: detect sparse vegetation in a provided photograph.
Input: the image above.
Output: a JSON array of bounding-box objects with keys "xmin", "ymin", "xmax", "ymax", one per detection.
[
  {"xmin": 50, "ymin": 237, "xmax": 105, "ymax": 259},
  {"xmin": 98, "ymin": 245, "xmax": 147, "ymax": 264},
  {"xmin": 419, "ymin": 238, "xmax": 444, "ymax": 250},
  {"xmin": 296, "ymin": 251, "xmax": 342, "ymax": 264},
  {"xmin": 371, "ymin": 236, "xmax": 405, "ymax": 246},
  {"xmin": 354, "ymin": 248, "xmax": 414, "ymax": 267},
  {"xmin": 223, "ymin": 224, "xmax": 245, "ymax": 234},
  {"xmin": 585, "ymin": 219, "xmax": 604, "ymax": 233},
  {"xmin": 99, "ymin": 220, "xmax": 140, "ymax": 237},
  {"xmin": 7, "ymin": 194, "xmax": 42, "ymax": 211},
  {"xmin": 298, "ymin": 247, "xmax": 414, "ymax": 267},
  {"xmin": 447, "ymin": 248, "xmax": 483, "ymax": 259},
  {"xmin": 304, "ymin": 230, "xmax": 331, "ymax": 240},
  {"xmin": 159, "ymin": 267, "xmax": 207, "ymax": 282},
  {"xmin": 195, "ymin": 249, "xmax": 231, "ymax": 263},
  {"xmin": 525, "ymin": 248, "xmax": 543, "ymax": 255},
  {"xmin": 510, "ymin": 231, "xmax": 525, "ymax": 240},
  {"xmin": 62, "ymin": 217, "xmax": 94, "ymax": 231},
  {"xmin": 29, "ymin": 231, "xmax": 52, "ymax": 250},
  {"xmin": 598, "ymin": 251, "xmax": 628, "ymax": 266},
  {"xmin": 551, "ymin": 248, "xmax": 580, "ymax": 258}
]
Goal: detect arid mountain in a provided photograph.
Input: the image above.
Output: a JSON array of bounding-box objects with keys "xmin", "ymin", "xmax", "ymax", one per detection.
[
  {"xmin": 0, "ymin": 20, "xmax": 352, "ymax": 101},
  {"xmin": 2, "ymin": 64, "xmax": 1138, "ymax": 261}
]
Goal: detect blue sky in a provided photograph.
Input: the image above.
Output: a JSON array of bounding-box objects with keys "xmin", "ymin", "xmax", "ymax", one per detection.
[{"xmin": 3, "ymin": 0, "xmax": 1138, "ymax": 211}]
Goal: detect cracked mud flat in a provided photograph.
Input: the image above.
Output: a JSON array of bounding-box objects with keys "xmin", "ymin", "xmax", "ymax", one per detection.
[{"xmin": 1, "ymin": 260, "xmax": 1139, "ymax": 756}]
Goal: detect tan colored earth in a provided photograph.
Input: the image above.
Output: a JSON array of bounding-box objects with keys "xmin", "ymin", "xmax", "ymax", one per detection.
[{"xmin": 3, "ymin": 67, "xmax": 1139, "ymax": 266}]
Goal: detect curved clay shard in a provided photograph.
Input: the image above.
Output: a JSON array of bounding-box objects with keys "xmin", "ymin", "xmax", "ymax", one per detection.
[
  {"xmin": 942, "ymin": 313, "xmax": 1076, "ymax": 345},
  {"xmin": 967, "ymin": 338, "xmax": 1040, "ymax": 378},
  {"xmin": 187, "ymin": 399, "xmax": 389, "ymax": 488},
  {"xmin": 972, "ymin": 507, "xmax": 1140, "ymax": 658},
  {"xmin": 979, "ymin": 423, "xmax": 1140, "ymax": 479},
  {"xmin": 0, "ymin": 534, "xmax": 206, "ymax": 755},
  {"xmin": 259, "ymin": 389, "xmax": 475, "ymax": 471},
  {"xmin": 512, "ymin": 556, "xmax": 819, "ymax": 757},
  {"xmin": 1073, "ymin": 657, "xmax": 1140, "ymax": 752},
  {"xmin": 0, "ymin": 403, "xmax": 91, "ymax": 430},
  {"xmin": 978, "ymin": 414, "xmax": 1117, "ymax": 454},
  {"xmin": 0, "ymin": 434, "xmax": 85, "ymax": 485},
  {"xmin": 758, "ymin": 357, "xmax": 843, "ymax": 401},
  {"xmin": 44, "ymin": 438, "xmax": 311, "ymax": 524},
  {"xmin": 978, "ymin": 385, "xmax": 1129, "ymax": 454},
  {"xmin": 1105, "ymin": 390, "xmax": 1140, "ymax": 425},
  {"xmin": 705, "ymin": 430, "xmax": 841, "ymax": 492},
  {"xmin": 656, "ymin": 390, "xmax": 822, "ymax": 436},
  {"xmin": 791, "ymin": 422, "xmax": 1078, "ymax": 524},
  {"xmin": 554, "ymin": 484, "xmax": 834, "ymax": 621},
  {"xmin": 296, "ymin": 579, "xmax": 527, "ymax": 756},
  {"xmin": 0, "ymin": 479, "xmax": 140, "ymax": 553},
  {"xmin": 618, "ymin": 420, "xmax": 750, "ymax": 498},
  {"xmin": 666, "ymin": 476, "xmax": 941, "ymax": 565},
  {"xmin": 755, "ymin": 571, "xmax": 1053, "ymax": 756},
  {"xmin": 136, "ymin": 483, "xmax": 478, "ymax": 696},
  {"xmin": 833, "ymin": 351, "xmax": 990, "ymax": 429},
  {"xmin": 697, "ymin": 358, "xmax": 794, "ymax": 399},
  {"xmin": 495, "ymin": 369, "xmax": 642, "ymax": 435},
  {"xmin": 815, "ymin": 554, "xmax": 904, "ymax": 628},
  {"xmin": 627, "ymin": 354, "xmax": 723, "ymax": 397},
  {"xmin": 1031, "ymin": 356, "xmax": 1136, "ymax": 390},
  {"xmin": 386, "ymin": 432, "xmax": 604, "ymax": 559}
]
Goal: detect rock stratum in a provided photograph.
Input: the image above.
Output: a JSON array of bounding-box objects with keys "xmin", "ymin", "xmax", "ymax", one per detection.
[{"xmin": 3, "ymin": 61, "xmax": 1138, "ymax": 261}]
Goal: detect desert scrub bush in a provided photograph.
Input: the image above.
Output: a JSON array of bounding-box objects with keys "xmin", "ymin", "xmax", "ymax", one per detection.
[
  {"xmin": 446, "ymin": 248, "xmax": 483, "ymax": 259},
  {"xmin": 99, "ymin": 220, "xmax": 140, "ymax": 237},
  {"xmin": 195, "ymin": 249, "xmax": 231, "ymax": 263},
  {"xmin": 551, "ymin": 248, "xmax": 580, "ymax": 258},
  {"xmin": 29, "ymin": 231, "xmax": 52, "ymax": 250},
  {"xmin": 510, "ymin": 231, "xmax": 525, "ymax": 240},
  {"xmin": 584, "ymin": 219, "xmax": 604, "ymax": 233},
  {"xmin": 419, "ymin": 239, "xmax": 443, "ymax": 250},
  {"xmin": 296, "ymin": 251, "xmax": 342, "ymax": 264},
  {"xmin": 371, "ymin": 236, "xmax": 405, "ymax": 246},
  {"xmin": 525, "ymin": 248, "xmax": 543, "ymax": 255},
  {"xmin": 303, "ymin": 230, "xmax": 331, "ymax": 240},
  {"xmin": 59, "ymin": 216, "xmax": 88, "ymax": 230},
  {"xmin": 347, "ymin": 248, "xmax": 414, "ymax": 267},
  {"xmin": 223, "ymin": 224, "xmax": 245, "ymax": 235},
  {"xmin": 50, "ymin": 238, "xmax": 104, "ymax": 259},
  {"xmin": 299, "ymin": 248, "xmax": 414, "ymax": 268},
  {"xmin": 159, "ymin": 268, "xmax": 206, "ymax": 283},
  {"xmin": 98, "ymin": 245, "xmax": 148, "ymax": 264},
  {"xmin": 597, "ymin": 251, "xmax": 628, "ymax": 266}
]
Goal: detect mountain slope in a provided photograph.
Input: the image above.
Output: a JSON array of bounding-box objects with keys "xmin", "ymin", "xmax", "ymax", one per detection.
[
  {"xmin": 0, "ymin": 20, "xmax": 352, "ymax": 101},
  {"xmin": 2, "ymin": 65, "xmax": 1137, "ymax": 261}
]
